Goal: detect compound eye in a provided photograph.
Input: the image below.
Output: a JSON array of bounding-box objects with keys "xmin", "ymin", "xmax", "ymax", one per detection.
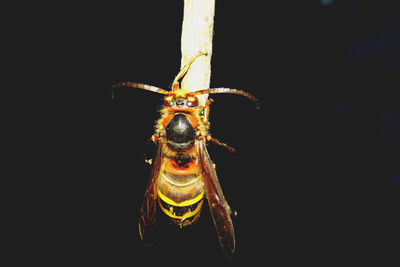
[
  {"xmin": 187, "ymin": 96, "xmax": 198, "ymax": 107},
  {"xmin": 164, "ymin": 96, "xmax": 173, "ymax": 106}
]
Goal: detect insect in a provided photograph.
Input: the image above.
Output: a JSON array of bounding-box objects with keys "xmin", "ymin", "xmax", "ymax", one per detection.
[{"xmin": 112, "ymin": 53, "xmax": 259, "ymax": 258}]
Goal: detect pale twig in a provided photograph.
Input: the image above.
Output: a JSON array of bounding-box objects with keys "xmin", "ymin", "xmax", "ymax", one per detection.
[{"xmin": 180, "ymin": 0, "xmax": 215, "ymax": 107}]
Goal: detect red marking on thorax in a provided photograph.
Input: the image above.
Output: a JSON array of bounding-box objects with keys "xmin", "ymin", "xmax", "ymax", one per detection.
[
  {"xmin": 166, "ymin": 107, "xmax": 193, "ymax": 113},
  {"xmin": 164, "ymin": 159, "xmax": 200, "ymax": 176},
  {"xmin": 162, "ymin": 113, "xmax": 175, "ymax": 128}
]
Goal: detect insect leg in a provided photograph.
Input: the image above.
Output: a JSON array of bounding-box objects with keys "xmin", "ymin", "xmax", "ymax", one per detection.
[
  {"xmin": 171, "ymin": 52, "xmax": 208, "ymax": 91},
  {"xmin": 206, "ymin": 135, "xmax": 235, "ymax": 153},
  {"xmin": 201, "ymin": 98, "xmax": 214, "ymax": 123}
]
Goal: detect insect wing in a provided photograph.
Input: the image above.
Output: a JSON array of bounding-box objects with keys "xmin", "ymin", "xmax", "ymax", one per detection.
[
  {"xmin": 197, "ymin": 140, "xmax": 235, "ymax": 258},
  {"xmin": 138, "ymin": 141, "xmax": 163, "ymax": 246}
]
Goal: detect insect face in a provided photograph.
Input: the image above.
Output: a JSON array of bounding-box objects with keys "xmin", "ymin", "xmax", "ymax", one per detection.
[{"xmin": 163, "ymin": 90, "xmax": 199, "ymax": 108}]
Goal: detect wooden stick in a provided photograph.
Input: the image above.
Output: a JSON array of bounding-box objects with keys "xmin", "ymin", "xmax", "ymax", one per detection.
[{"xmin": 180, "ymin": 0, "xmax": 215, "ymax": 106}]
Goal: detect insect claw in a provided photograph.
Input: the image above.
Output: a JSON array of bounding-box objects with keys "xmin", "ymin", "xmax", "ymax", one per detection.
[
  {"xmin": 147, "ymin": 135, "xmax": 159, "ymax": 144},
  {"xmin": 231, "ymin": 209, "xmax": 238, "ymax": 217},
  {"xmin": 143, "ymin": 155, "xmax": 153, "ymax": 165}
]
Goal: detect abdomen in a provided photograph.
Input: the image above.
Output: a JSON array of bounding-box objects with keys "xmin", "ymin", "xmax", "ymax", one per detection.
[{"xmin": 157, "ymin": 158, "xmax": 204, "ymax": 227}]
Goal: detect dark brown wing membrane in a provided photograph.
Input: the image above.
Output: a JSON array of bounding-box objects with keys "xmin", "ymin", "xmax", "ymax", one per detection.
[
  {"xmin": 196, "ymin": 140, "xmax": 235, "ymax": 258},
  {"xmin": 138, "ymin": 141, "xmax": 163, "ymax": 246}
]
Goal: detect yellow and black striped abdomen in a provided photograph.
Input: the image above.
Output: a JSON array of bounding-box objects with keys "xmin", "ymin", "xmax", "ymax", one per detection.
[{"xmin": 157, "ymin": 159, "xmax": 204, "ymax": 227}]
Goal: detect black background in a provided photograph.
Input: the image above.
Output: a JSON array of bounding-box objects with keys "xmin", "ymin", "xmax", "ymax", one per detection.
[{"xmin": 11, "ymin": 0, "xmax": 399, "ymax": 266}]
